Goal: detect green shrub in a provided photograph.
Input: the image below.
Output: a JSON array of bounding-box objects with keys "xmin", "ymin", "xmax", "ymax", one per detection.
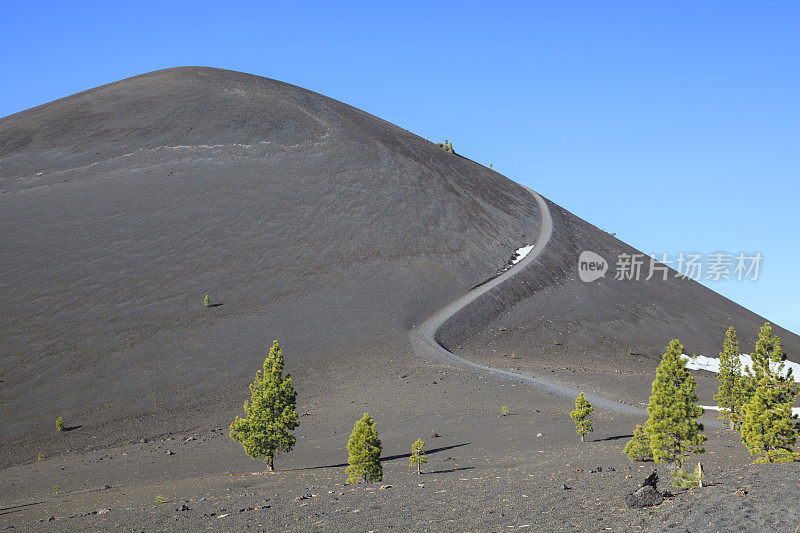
[
  {"xmin": 55, "ymin": 417, "xmax": 65, "ymax": 431},
  {"xmin": 670, "ymin": 462, "xmax": 704, "ymax": 488},
  {"xmin": 155, "ymin": 495, "xmax": 167, "ymax": 504},
  {"xmin": 203, "ymin": 294, "xmax": 210, "ymax": 307},
  {"xmin": 500, "ymin": 405, "xmax": 509, "ymax": 416},
  {"xmin": 409, "ymin": 438, "xmax": 427, "ymax": 475},
  {"xmin": 436, "ymin": 140, "xmax": 455, "ymax": 154},
  {"xmin": 345, "ymin": 413, "xmax": 382, "ymax": 484}
]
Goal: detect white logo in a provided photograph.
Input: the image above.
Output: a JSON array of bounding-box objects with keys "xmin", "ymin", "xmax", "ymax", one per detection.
[{"xmin": 578, "ymin": 251, "xmax": 608, "ymax": 282}]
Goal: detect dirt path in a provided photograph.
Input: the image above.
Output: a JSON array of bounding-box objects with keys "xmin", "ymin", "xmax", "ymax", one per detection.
[{"xmin": 411, "ymin": 185, "xmax": 648, "ymax": 417}]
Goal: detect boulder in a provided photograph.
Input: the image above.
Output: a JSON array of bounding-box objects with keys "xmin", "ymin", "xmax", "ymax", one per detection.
[
  {"xmin": 625, "ymin": 485, "xmax": 664, "ymax": 508},
  {"xmin": 626, "ymin": 470, "xmax": 666, "ymax": 508}
]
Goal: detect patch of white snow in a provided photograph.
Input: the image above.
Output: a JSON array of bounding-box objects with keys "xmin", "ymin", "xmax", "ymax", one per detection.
[{"xmin": 681, "ymin": 353, "xmax": 800, "ymax": 383}]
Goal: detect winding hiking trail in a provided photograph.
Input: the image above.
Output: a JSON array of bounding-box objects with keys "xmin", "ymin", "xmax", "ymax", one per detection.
[{"xmin": 411, "ymin": 185, "xmax": 649, "ymax": 417}]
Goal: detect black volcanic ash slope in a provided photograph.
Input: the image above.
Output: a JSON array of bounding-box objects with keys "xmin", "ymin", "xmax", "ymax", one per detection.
[
  {"xmin": 1, "ymin": 67, "xmax": 797, "ymax": 465},
  {"xmin": 0, "ymin": 67, "xmax": 540, "ymax": 447},
  {"xmin": 441, "ymin": 198, "xmax": 800, "ymax": 379}
]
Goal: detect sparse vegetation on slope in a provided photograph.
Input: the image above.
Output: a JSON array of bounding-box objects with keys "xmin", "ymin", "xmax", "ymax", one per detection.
[{"xmin": 435, "ymin": 139, "xmax": 454, "ymax": 153}]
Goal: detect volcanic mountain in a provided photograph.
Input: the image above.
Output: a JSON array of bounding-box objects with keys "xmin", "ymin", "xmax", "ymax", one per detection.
[{"xmin": 1, "ymin": 68, "xmax": 798, "ymax": 530}]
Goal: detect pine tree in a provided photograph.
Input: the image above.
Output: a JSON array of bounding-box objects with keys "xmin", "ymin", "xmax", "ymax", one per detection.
[
  {"xmin": 229, "ymin": 340, "xmax": 299, "ymax": 471},
  {"xmin": 409, "ymin": 438, "xmax": 427, "ymax": 475},
  {"xmin": 644, "ymin": 339, "xmax": 706, "ymax": 466},
  {"xmin": 345, "ymin": 413, "xmax": 383, "ymax": 484},
  {"xmin": 714, "ymin": 326, "xmax": 742, "ymax": 429},
  {"xmin": 740, "ymin": 324, "xmax": 799, "ymax": 463},
  {"xmin": 624, "ymin": 424, "xmax": 653, "ymax": 461},
  {"xmin": 570, "ymin": 393, "xmax": 593, "ymax": 443}
]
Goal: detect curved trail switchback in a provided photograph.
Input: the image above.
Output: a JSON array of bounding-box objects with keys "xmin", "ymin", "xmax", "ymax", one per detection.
[{"xmin": 410, "ymin": 185, "xmax": 649, "ymax": 417}]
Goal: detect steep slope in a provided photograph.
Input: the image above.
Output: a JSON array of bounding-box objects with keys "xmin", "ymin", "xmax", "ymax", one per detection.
[
  {"xmin": 0, "ymin": 67, "xmax": 540, "ymax": 451},
  {"xmin": 441, "ymin": 200, "xmax": 799, "ymax": 408},
  {"xmin": 1, "ymin": 66, "xmax": 797, "ymax": 470}
]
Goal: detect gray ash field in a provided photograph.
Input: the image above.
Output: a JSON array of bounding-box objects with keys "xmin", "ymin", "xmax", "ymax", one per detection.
[{"xmin": 1, "ymin": 67, "xmax": 798, "ymax": 531}]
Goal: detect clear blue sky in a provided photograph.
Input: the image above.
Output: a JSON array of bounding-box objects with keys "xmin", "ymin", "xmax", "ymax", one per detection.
[{"xmin": 2, "ymin": 1, "xmax": 798, "ymax": 336}]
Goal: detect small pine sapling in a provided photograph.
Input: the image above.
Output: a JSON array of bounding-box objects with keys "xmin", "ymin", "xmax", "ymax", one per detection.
[
  {"xmin": 55, "ymin": 417, "xmax": 65, "ymax": 431},
  {"xmin": 345, "ymin": 413, "xmax": 383, "ymax": 484},
  {"xmin": 670, "ymin": 462, "xmax": 705, "ymax": 488},
  {"xmin": 203, "ymin": 294, "xmax": 210, "ymax": 307},
  {"xmin": 570, "ymin": 393, "xmax": 593, "ymax": 443},
  {"xmin": 500, "ymin": 405, "xmax": 509, "ymax": 416},
  {"xmin": 409, "ymin": 438, "xmax": 427, "ymax": 475}
]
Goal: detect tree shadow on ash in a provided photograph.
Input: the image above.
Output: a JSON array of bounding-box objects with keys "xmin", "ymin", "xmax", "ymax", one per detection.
[
  {"xmin": 62, "ymin": 425, "xmax": 83, "ymax": 432},
  {"xmin": 206, "ymin": 303, "xmax": 224, "ymax": 308},
  {"xmin": 595, "ymin": 434, "xmax": 633, "ymax": 442},
  {"xmin": 426, "ymin": 466, "xmax": 475, "ymax": 475},
  {"xmin": 0, "ymin": 501, "xmax": 44, "ymax": 516},
  {"xmin": 287, "ymin": 442, "xmax": 471, "ymax": 471}
]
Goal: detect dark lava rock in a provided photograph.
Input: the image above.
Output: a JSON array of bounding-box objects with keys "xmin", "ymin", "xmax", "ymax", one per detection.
[
  {"xmin": 431, "ymin": 432, "xmax": 441, "ymax": 438},
  {"xmin": 607, "ymin": 466, "xmax": 615, "ymax": 472},
  {"xmin": 596, "ymin": 467, "xmax": 603, "ymax": 472},
  {"xmin": 642, "ymin": 470, "xmax": 658, "ymax": 488},
  {"xmin": 626, "ymin": 470, "xmax": 666, "ymax": 508},
  {"xmin": 625, "ymin": 485, "xmax": 664, "ymax": 508},
  {"xmin": 560, "ymin": 485, "xmax": 571, "ymax": 490},
  {"xmin": 176, "ymin": 504, "xmax": 190, "ymax": 511}
]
